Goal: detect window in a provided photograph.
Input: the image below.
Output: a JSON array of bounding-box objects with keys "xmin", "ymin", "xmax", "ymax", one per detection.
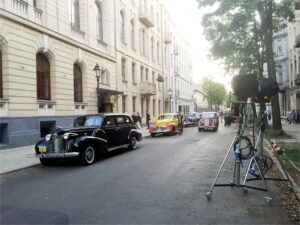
[
  {"xmin": 120, "ymin": 10, "xmax": 125, "ymax": 42},
  {"xmin": 132, "ymin": 62, "xmax": 136, "ymax": 84},
  {"xmin": 73, "ymin": 64, "xmax": 83, "ymax": 102},
  {"xmin": 122, "ymin": 96, "xmax": 126, "ymax": 113},
  {"xmin": 277, "ymin": 46, "xmax": 282, "ymax": 56},
  {"xmin": 142, "ymin": 29, "xmax": 146, "ymax": 56},
  {"xmin": 151, "ymin": 37, "xmax": 154, "ymax": 61},
  {"xmin": 133, "ymin": 96, "xmax": 136, "ymax": 112},
  {"xmin": 145, "ymin": 68, "xmax": 149, "ymax": 81},
  {"xmin": 152, "ymin": 99, "xmax": 155, "ymax": 115},
  {"xmin": 131, "ymin": 19, "xmax": 135, "ymax": 49},
  {"xmin": 33, "ymin": 0, "xmax": 36, "ymax": 7},
  {"xmin": 122, "ymin": 58, "xmax": 126, "ymax": 81},
  {"xmin": 152, "ymin": 71, "xmax": 155, "ymax": 83},
  {"xmin": 157, "ymin": 42, "xmax": 160, "ymax": 63},
  {"xmin": 96, "ymin": 2, "xmax": 103, "ymax": 41},
  {"xmin": 116, "ymin": 116, "xmax": 125, "ymax": 125},
  {"xmin": 140, "ymin": 66, "xmax": 144, "ymax": 81},
  {"xmin": 71, "ymin": 0, "xmax": 80, "ymax": 28},
  {"xmin": 0, "ymin": 50, "xmax": 2, "ymax": 98},
  {"xmin": 36, "ymin": 53, "xmax": 51, "ymax": 100}
]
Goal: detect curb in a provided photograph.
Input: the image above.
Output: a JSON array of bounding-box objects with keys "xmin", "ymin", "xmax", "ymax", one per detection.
[{"xmin": 0, "ymin": 163, "xmax": 40, "ymax": 176}]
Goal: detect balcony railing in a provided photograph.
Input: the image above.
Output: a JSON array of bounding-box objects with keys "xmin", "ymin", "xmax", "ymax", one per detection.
[
  {"xmin": 34, "ymin": 8, "xmax": 42, "ymax": 24},
  {"xmin": 139, "ymin": 5, "xmax": 154, "ymax": 28},
  {"xmin": 278, "ymin": 81, "xmax": 290, "ymax": 90},
  {"xmin": 140, "ymin": 82, "xmax": 156, "ymax": 96},
  {"xmin": 71, "ymin": 25, "xmax": 85, "ymax": 42},
  {"xmin": 11, "ymin": 0, "xmax": 28, "ymax": 17}
]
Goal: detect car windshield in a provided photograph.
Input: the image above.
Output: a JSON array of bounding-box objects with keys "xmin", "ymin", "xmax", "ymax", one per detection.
[
  {"xmin": 202, "ymin": 113, "xmax": 215, "ymax": 119},
  {"xmin": 188, "ymin": 113, "xmax": 195, "ymax": 118},
  {"xmin": 158, "ymin": 115, "xmax": 173, "ymax": 120},
  {"xmin": 84, "ymin": 116, "xmax": 104, "ymax": 126}
]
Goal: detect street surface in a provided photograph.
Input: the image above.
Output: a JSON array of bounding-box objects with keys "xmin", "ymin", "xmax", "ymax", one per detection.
[{"xmin": 0, "ymin": 125, "xmax": 293, "ymax": 224}]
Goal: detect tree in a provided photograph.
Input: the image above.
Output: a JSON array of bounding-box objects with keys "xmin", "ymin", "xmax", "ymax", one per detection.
[
  {"xmin": 197, "ymin": 0, "xmax": 294, "ymax": 134},
  {"xmin": 202, "ymin": 77, "xmax": 227, "ymax": 110}
]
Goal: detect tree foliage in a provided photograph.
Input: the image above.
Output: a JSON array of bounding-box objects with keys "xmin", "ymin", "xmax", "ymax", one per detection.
[
  {"xmin": 197, "ymin": 0, "xmax": 294, "ymax": 134},
  {"xmin": 202, "ymin": 77, "xmax": 227, "ymax": 110}
]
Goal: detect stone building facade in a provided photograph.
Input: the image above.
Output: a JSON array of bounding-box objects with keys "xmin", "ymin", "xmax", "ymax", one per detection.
[{"xmin": 0, "ymin": 0, "xmax": 193, "ymax": 149}]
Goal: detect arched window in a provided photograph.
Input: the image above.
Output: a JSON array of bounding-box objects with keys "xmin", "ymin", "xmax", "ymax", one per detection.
[
  {"xmin": 71, "ymin": 0, "xmax": 80, "ymax": 28},
  {"xmin": 131, "ymin": 19, "xmax": 135, "ymax": 49},
  {"xmin": 36, "ymin": 53, "xmax": 51, "ymax": 100},
  {"xmin": 96, "ymin": 2, "xmax": 103, "ymax": 41},
  {"xmin": 120, "ymin": 10, "xmax": 125, "ymax": 42},
  {"xmin": 73, "ymin": 64, "xmax": 83, "ymax": 102},
  {"xmin": 0, "ymin": 50, "xmax": 2, "ymax": 98}
]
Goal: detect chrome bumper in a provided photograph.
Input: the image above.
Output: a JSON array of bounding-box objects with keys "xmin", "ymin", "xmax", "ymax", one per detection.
[{"xmin": 36, "ymin": 152, "xmax": 80, "ymax": 159}]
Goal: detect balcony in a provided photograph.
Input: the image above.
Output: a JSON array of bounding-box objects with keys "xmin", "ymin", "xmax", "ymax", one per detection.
[
  {"xmin": 164, "ymin": 32, "xmax": 172, "ymax": 44},
  {"xmin": 71, "ymin": 25, "xmax": 85, "ymax": 42},
  {"xmin": 139, "ymin": 5, "xmax": 154, "ymax": 28},
  {"xmin": 140, "ymin": 82, "xmax": 156, "ymax": 96},
  {"xmin": 34, "ymin": 8, "xmax": 43, "ymax": 24}
]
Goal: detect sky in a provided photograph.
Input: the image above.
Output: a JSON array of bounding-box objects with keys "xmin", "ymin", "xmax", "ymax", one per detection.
[{"xmin": 161, "ymin": 0, "xmax": 232, "ymax": 89}]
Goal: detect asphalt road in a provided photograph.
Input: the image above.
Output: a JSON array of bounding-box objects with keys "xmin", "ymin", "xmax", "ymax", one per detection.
[{"xmin": 0, "ymin": 125, "xmax": 293, "ymax": 224}]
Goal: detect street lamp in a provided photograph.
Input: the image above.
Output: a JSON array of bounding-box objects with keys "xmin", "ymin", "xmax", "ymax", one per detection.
[
  {"xmin": 156, "ymin": 74, "xmax": 165, "ymax": 113},
  {"xmin": 93, "ymin": 63, "xmax": 102, "ymax": 113}
]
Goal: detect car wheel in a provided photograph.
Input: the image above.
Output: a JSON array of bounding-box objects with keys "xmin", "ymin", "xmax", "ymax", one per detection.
[
  {"xmin": 40, "ymin": 158, "xmax": 53, "ymax": 166},
  {"xmin": 80, "ymin": 145, "xmax": 95, "ymax": 165},
  {"xmin": 151, "ymin": 133, "xmax": 155, "ymax": 137},
  {"xmin": 128, "ymin": 136, "xmax": 137, "ymax": 150},
  {"xmin": 198, "ymin": 128, "xmax": 202, "ymax": 132}
]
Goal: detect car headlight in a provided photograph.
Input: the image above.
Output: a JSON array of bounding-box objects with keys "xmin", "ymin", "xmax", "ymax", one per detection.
[
  {"xmin": 45, "ymin": 134, "xmax": 52, "ymax": 141},
  {"xmin": 63, "ymin": 133, "xmax": 70, "ymax": 140}
]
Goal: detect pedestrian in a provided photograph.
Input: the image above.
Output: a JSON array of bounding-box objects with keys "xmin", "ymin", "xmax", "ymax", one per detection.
[
  {"xmin": 177, "ymin": 111, "xmax": 184, "ymax": 134},
  {"xmin": 136, "ymin": 112, "xmax": 141, "ymax": 129},
  {"xmin": 291, "ymin": 109, "xmax": 297, "ymax": 124},
  {"xmin": 146, "ymin": 111, "xmax": 151, "ymax": 129},
  {"xmin": 131, "ymin": 113, "xmax": 137, "ymax": 124}
]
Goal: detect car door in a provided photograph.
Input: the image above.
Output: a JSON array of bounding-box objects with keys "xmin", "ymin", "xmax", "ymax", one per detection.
[
  {"xmin": 115, "ymin": 116, "xmax": 128, "ymax": 145},
  {"xmin": 102, "ymin": 116, "xmax": 118, "ymax": 147}
]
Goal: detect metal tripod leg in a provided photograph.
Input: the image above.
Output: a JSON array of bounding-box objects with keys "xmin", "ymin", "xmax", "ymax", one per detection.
[{"xmin": 206, "ymin": 133, "xmax": 239, "ymax": 200}]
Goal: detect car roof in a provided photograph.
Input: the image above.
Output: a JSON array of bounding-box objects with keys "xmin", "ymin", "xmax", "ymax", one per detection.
[
  {"xmin": 157, "ymin": 113, "xmax": 177, "ymax": 116},
  {"xmin": 80, "ymin": 113, "xmax": 131, "ymax": 117}
]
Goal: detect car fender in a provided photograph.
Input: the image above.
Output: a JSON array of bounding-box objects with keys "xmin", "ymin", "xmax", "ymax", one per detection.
[
  {"xmin": 35, "ymin": 139, "xmax": 48, "ymax": 154},
  {"xmin": 73, "ymin": 136, "xmax": 108, "ymax": 153},
  {"xmin": 128, "ymin": 129, "xmax": 142, "ymax": 141}
]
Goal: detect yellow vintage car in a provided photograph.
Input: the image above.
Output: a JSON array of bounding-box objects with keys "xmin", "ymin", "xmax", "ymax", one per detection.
[{"xmin": 149, "ymin": 113, "xmax": 180, "ymax": 137}]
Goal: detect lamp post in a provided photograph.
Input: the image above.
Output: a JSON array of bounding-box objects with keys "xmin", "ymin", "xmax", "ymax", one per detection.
[
  {"xmin": 93, "ymin": 63, "xmax": 102, "ymax": 113},
  {"xmin": 156, "ymin": 74, "xmax": 165, "ymax": 113}
]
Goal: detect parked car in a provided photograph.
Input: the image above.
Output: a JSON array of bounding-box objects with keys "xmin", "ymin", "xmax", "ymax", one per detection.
[
  {"xmin": 35, "ymin": 113, "xmax": 142, "ymax": 165},
  {"xmin": 184, "ymin": 112, "xmax": 201, "ymax": 127},
  {"xmin": 149, "ymin": 113, "xmax": 181, "ymax": 137},
  {"xmin": 198, "ymin": 112, "xmax": 219, "ymax": 132}
]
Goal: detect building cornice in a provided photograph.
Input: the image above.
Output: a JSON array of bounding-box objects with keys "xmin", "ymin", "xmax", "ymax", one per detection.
[{"xmin": 0, "ymin": 9, "xmax": 117, "ymax": 63}]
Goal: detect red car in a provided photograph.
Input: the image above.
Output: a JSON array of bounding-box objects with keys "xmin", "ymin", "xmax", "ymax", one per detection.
[{"xmin": 198, "ymin": 112, "xmax": 219, "ymax": 132}]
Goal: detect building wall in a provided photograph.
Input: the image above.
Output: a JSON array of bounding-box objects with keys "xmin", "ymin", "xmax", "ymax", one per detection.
[
  {"xmin": 288, "ymin": 6, "xmax": 300, "ymax": 113},
  {"xmin": 0, "ymin": 0, "xmax": 193, "ymax": 149}
]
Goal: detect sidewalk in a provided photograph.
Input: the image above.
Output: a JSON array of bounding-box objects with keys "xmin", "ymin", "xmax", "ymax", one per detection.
[{"xmin": 0, "ymin": 126, "xmax": 150, "ymax": 175}]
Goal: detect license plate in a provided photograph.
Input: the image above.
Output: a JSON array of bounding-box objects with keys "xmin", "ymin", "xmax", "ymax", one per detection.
[{"xmin": 39, "ymin": 146, "xmax": 46, "ymax": 153}]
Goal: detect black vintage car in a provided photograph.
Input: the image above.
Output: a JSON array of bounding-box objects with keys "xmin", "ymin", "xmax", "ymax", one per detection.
[{"xmin": 35, "ymin": 113, "xmax": 142, "ymax": 165}]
